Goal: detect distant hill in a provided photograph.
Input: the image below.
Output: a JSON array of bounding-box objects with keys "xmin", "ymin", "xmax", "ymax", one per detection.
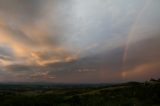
[{"xmin": 0, "ymin": 80, "xmax": 159, "ymax": 106}]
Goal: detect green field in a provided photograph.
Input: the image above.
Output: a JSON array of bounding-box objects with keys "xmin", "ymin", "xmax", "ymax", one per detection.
[{"xmin": 0, "ymin": 81, "xmax": 160, "ymax": 106}]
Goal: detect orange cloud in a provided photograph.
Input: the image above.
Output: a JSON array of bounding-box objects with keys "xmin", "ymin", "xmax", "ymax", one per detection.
[{"xmin": 0, "ymin": 18, "xmax": 78, "ymax": 66}]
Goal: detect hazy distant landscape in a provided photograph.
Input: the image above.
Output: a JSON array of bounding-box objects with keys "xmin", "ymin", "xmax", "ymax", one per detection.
[{"xmin": 0, "ymin": 79, "xmax": 159, "ymax": 106}]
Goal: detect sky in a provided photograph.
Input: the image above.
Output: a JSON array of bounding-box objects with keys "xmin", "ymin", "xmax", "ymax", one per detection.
[{"xmin": 0, "ymin": 0, "xmax": 160, "ymax": 83}]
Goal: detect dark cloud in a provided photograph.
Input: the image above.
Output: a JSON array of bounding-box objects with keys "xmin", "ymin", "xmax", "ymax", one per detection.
[
  {"xmin": 124, "ymin": 34, "xmax": 160, "ymax": 70},
  {"xmin": 0, "ymin": 0, "xmax": 42, "ymax": 23},
  {"xmin": 5, "ymin": 64, "xmax": 35, "ymax": 72}
]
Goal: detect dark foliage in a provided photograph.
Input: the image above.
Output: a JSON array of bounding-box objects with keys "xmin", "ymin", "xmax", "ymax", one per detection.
[{"xmin": 0, "ymin": 81, "xmax": 159, "ymax": 106}]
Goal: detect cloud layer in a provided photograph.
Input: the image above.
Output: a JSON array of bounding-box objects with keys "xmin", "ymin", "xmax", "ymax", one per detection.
[{"xmin": 0, "ymin": 0, "xmax": 160, "ymax": 83}]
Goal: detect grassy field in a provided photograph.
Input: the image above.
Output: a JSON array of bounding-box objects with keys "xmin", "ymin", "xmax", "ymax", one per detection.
[{"xmin": 0, "ymin": 81, "xmax": 160, "ymax": 106}]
